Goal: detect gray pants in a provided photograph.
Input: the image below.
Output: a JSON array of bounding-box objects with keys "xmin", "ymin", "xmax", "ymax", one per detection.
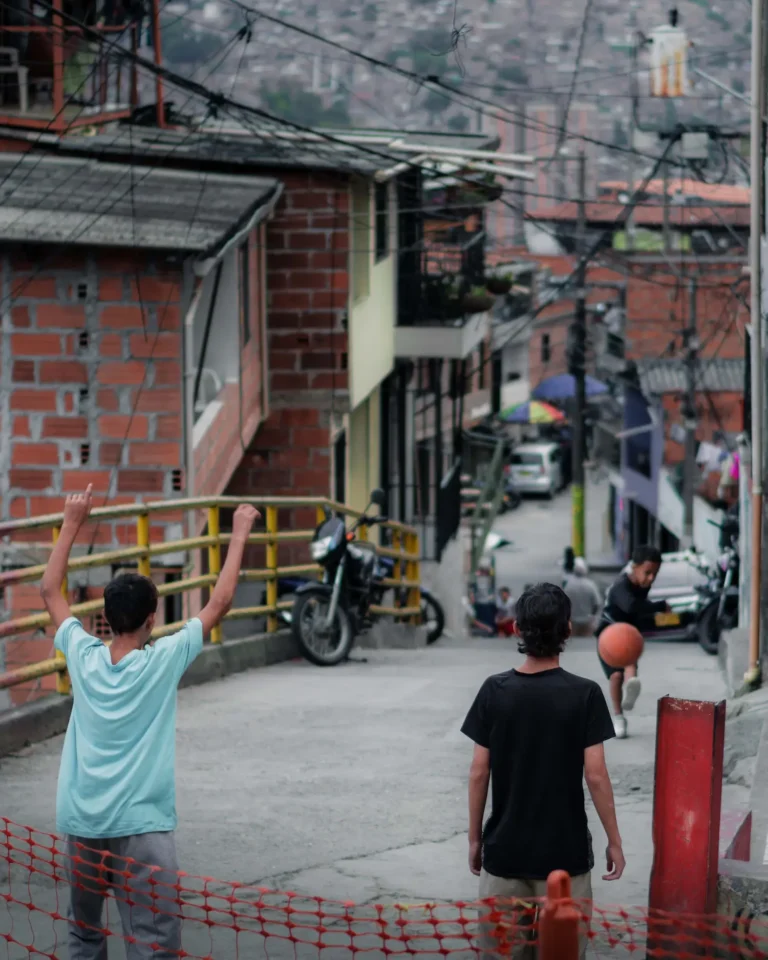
[
  {"xmin": 478, "ymin": 869, "xmax": 593, "ymax": 960},
  {"xmin": 66, "ymin": 832, "xmax": 181, "ymax": 960}
]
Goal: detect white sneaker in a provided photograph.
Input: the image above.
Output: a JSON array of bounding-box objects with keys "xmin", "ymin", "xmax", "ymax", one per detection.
[
  {"xmin": 613, "ymin": 715, "xmax": 628, "ymax": 739},
  {"xmin": 622, "ymin": 677, "xmax": 642, "ymax": 712}
]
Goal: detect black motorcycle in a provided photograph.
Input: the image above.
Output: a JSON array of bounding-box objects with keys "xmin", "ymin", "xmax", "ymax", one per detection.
[
  {"xmin": 290, "ymin": 489, "xmax": 444, "ymax": 666},
  {"xmin": 695, "ymin": 513, "xmax": 740, "ymax": 656}
]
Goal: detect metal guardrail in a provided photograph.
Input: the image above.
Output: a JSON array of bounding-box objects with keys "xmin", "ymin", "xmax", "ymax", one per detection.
[
  {"xmin": 0, "ymin": 497, "xmax": 421, "ymax": 693},
  {"xmin": 469, "ymin": 439, "xmax": 506, "ymax": 573}
]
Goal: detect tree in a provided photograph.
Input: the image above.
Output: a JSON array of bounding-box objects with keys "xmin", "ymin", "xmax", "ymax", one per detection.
[
  {"xmin": 261, "ymin": 82, "xmax": 350, "ymax": 128},
  {"xmin": 497, "ymin": 63, "xmax": 529, "ymax": 85},
  {"xmin": 612, "ymin": 119, "xmax": 628, "ymax": 147},
  {"xmin": 424, "ymin": 88, "xmax": 450, "ymax": 125},
  {"xmin": 161, "ymin": 22, "xmax": 225, "ymax": 66},
  {"xmin": 363, "ymin": 3, "xmax": 377, "ymax": 21},
  {"xmin": 448, "ymin": 113, "xmax": 470, "ymax": 132}
]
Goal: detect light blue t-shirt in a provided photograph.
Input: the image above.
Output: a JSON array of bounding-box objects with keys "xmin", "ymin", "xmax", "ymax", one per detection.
[{"xmin": 54, "ymin": 616, "xmax": 204, "ymax": 839}]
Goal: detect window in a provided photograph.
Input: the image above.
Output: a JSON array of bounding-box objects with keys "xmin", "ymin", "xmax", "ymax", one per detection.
[
  {"xmin": 239, "ymin": 241, "xmax": 251, "ymax": 344},
  {"xmin": 351, "ymin": 180, "xmax": 371, "ymax": 301},
  {"xmin": 512, "ymin": 452, "xmax": 543, "ymax": 466},
  {"xmin": 375, "ymin": 182, "xmax": 389, "ymax": 261},
  {"xmin": 541, "ymin": 333, "xmax": 551, "ymax": 364}
]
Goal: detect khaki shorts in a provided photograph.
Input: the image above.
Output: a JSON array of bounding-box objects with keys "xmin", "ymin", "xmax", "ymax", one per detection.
[{"xmin": 477, "ymin": 869, "xmax": 593, "ymax": 960}]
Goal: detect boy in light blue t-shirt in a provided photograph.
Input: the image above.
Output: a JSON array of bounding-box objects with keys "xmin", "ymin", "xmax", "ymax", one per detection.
[{"xmin": 40, "ymin": 486, "xmax": 260, "ymax": 960}]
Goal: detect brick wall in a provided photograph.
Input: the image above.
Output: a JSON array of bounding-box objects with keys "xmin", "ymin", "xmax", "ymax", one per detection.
[
  {"xmin": 1, "ymin": 249, "xmax": 184, "ymax": 545},
  {"xmin": 226, "ymin": 171, "xmax": 351, "ymax": 510},
  {"xmin": 0, "ymin": 249, "xmax": 186, "ymax": 703}
]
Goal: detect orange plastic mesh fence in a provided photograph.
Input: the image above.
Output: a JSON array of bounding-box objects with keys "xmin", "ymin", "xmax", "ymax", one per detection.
[{"xmin": 3, "ymin": 819, "xmax": 768, "ymax": 959}]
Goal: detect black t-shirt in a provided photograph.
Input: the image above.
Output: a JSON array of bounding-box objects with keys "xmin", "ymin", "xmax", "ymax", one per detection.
[
  {"xmin": 596, "ymin": 572, "xmax": 666, "ymax": 637},
  {"xmin": 461, "ymin": 667, "xmax": 615, "ymax": 880}
]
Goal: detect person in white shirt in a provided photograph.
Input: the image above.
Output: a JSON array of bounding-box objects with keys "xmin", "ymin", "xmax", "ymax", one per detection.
[{"xmin": 562, "ymin": 558, "xmax": 602, "ymax": 636}]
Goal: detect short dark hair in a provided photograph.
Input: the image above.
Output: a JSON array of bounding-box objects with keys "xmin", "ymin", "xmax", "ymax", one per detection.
[
  {"xmin": 631, "ymin": 544, "xmax": 662, "ymax": 566},
  {"xmin": 514, "ymin": 582, "xmax": 571, "ymax": 658},
  {"xmin": 104, "ymin": 573, "xmax": 158, "ymax": 635}
]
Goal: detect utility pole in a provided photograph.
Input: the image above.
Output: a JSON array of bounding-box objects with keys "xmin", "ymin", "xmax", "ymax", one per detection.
[
  {"xmin": 571, "ymin": 150, "xmax": 588, "ymax": 558},
  {"xmin": 682, "ymin": 277, "xmax": 698, "ymax": 546},
  {"xmin": 747, "ymin": 0, "xmax": 765, "ymax": 685},
  {"xmin": 626, "ymin": 1, "xmax": 639, "ymax": 250}
]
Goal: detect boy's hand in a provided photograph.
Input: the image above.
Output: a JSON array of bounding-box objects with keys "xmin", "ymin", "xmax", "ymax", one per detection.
[
  {"xmin": 62, "ymin": 485, "xmax": 93, "ymax": 531},
  {"xmin": 468, "ymin": 840, "xmax": 482, "ymax": 877},
  {"xmin": 232, "ymin": 504, "xmax": 260, "ymax": 542},
  {"xmin": 603, "ymin": 842, "xmax": 625, "ymax": 881}
]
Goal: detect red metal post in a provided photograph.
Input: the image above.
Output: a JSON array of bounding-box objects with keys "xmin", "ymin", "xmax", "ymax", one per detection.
[
  {"xmin": 648, "ymin": 697, "xmax": 726, "ymax": 952},
  {"xmin": 151, "ymin": 0, "xmax": 165, "ymax": 127},
  {"xmin": 539, "ymin": 871, "xmax": 580, "ymax": 960},
  {"xmin": 51, "ymin": 0, "xmax": 65, "ymax": 130}
]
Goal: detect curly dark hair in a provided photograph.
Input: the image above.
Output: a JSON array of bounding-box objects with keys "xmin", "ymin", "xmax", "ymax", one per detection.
[
  {"xmin": 631, "ymin": 544, "xmax": 662, "ymax": 566},
  {"xmin": 514, "ymin": 582, "xmax": 571, "ymax": 658}
]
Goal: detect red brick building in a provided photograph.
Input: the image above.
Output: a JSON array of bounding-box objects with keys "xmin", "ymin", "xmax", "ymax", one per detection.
[{"xmin": 0, "ymin": 150, "xmax": 280, "ymax": 704}]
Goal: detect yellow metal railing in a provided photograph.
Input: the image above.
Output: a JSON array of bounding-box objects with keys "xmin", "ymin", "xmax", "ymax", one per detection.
[{"xmin": 0, "ymin": 497, "xmax": 421, "ymax": 692}]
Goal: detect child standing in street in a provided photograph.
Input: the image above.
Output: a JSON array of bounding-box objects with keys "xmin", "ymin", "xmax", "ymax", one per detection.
[
  {"xmin": 596, "ymin": 545, "xmax": 667, "ymax": 739},
  {"xmin": 462, "ymin": 583, "xmax": 624, "ymax": 960},
  {"xmin": 40, "ymin": 485, "xmax": 260, "ymax": 960}
]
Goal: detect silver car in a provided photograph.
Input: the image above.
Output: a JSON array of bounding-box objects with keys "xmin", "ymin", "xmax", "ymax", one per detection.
[{"xmin": 508, "ymin": 442, "xmax": 562, "ymax": 497}]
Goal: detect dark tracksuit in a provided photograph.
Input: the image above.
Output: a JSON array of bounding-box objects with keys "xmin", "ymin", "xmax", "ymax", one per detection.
[{"xmin": 595, "ymin": 573, "xmax": 666, "ymax": 678}]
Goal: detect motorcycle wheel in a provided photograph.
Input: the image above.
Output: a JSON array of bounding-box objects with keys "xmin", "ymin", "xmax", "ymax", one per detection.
[
  {"xmin": 291, "ymin": 591, "xmax": 354, "ymax": 666},
  {"xmin": 697, "ymin": 603, "xmax": 721, "ymax": 656},
  {"xmin": 421, "ymin": 590, "xmax": 446, "ymax": 645}
]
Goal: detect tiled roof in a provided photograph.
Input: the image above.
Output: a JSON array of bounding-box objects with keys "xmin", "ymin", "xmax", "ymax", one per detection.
[
  {"xmin": 0, "ymin": 153, "xmax": 280, "ymax": 256},
  {"xmin": 528, "ymin": 201, "xmax": 750, "ymax": 228},
  {"xmin": 599, "ymin": 178, "xmax": 750, "ymax": 205},
  {"xmin": 636, "ymin": 358, "xmax": 745, "ymax": 395}
]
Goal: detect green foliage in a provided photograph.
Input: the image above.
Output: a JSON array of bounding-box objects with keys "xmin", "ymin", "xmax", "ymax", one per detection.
[
  {"xmin": 261, "ymin": 82, "xmax": 350, "ymax": 128},
  {"xmin": 496, "ymin": 63, "xmax": 529, "ymax": 85},
  {"xmin": 448, "ymin": 113, "xmax": 470, "ymax": 132},
  {"xmin": 363, "ymin": 3, "xmax": 377, "ymax": 20},
  {"xmin": 424, "ymin": 88, "xmax": 451, "ymax": 116},
  {"xmin": 612, "ymin": 118, "xmax": 628, "ymax": 147},
  {"xmin": 733, "ymin": 77, "xmax": 746, "ymax": 94},
  {"xmin": 161, "ymin": 20, "xmax": 225, "ymax": 65}
]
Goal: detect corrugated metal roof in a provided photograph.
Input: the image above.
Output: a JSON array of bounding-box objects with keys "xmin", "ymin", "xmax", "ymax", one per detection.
[
  {"xmin": 0, "ymin": 153, "xmax": 280, "ymax": 256},
  {"xmin": 637, "ymin": 358, "xmax": 745, "ymax": 395},
  {"xmin": 15, "ymin": 125, "xmax": 499, "ymax": 177}
]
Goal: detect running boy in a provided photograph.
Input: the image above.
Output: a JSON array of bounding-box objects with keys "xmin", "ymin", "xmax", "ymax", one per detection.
[
  {"xmin": 40, "ymin": 485, "xmax": 260, "ymax": 960},
  {"xmin": 596, "ymin": 544, "xmax": 666, "ymax": 739},
  {"xmin": 462, "ymin": 583, "xmax": 623, "ymax": 960}
]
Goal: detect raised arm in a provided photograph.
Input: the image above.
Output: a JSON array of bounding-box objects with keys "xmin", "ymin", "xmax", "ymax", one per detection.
[
  {"xmin": 40, "ymin": 486, "xmax": 93, "ymax": 630},
  {"xmin": 584, "ymin": 743, "xmax": 625, "ymax": 880},
  {"xmin": 198, "ymin": 504, "xmax": 260, "ymax": 636}
]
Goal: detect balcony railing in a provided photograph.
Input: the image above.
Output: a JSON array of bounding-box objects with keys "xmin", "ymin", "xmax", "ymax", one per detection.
[
  {"xmin": 0, "ymin": 496, "xmax": 421, "ymax": 694},
  {"xmin": 0, "ymin": 5, "xmax": 159, "ymax": 131},
  {"xmin": 398, "ymin": 230, "xmax": 487, "ymax": 328}
]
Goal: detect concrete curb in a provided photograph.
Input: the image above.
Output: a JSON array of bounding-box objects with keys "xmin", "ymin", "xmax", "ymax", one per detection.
[{"xmin": 0, "ymin": 630, "xmax": 300, "ymax": 758}]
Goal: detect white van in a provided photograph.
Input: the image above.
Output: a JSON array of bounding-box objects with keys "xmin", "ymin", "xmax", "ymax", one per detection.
[{"xmin": 508, "ymin": 442, "xmax": 563, "ymax": 498}]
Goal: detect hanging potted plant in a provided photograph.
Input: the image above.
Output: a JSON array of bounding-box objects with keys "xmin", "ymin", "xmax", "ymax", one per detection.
[
  {"xmin": 463, "ymin": 286, "xmax": 495, "ymax": 314},
  {"xmin": 485, "ymin": 273, "xmax": 513, "ymax": 296}
]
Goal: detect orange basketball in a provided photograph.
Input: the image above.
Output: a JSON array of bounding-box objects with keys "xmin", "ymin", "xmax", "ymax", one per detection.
[{"xmin": 598, "ymin": 623, "xmax": 644, "ymax": 668}]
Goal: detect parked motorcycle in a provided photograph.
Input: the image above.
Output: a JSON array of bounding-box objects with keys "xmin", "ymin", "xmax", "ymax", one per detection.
[
  {"xmin": 694, "ymin": 515, "xmax": 740, "ymax": 656},
  {"xmin": 286, "ymin": 489, "xmax": 445, "ymax": 666}
]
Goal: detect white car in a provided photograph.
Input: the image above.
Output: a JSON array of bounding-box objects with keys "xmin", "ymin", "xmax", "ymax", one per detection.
[{"xmin": 508, "ymin": 442, "xmax": 563, "ymax": 498}]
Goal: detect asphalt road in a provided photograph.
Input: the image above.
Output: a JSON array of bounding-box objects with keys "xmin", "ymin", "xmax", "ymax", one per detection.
[{"xmin": 0, "ymin": 491, "xmax": 727, "ymax": 959}]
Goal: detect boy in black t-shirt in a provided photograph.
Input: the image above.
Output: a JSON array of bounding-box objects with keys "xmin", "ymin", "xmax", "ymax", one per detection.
[
  {"xmin": 462, "ymin": 583, "xmax": 623, "ymax": 960},
  {"xmin": 596, "ymin": 545, "xmax": 666, "ymax": 740}
]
